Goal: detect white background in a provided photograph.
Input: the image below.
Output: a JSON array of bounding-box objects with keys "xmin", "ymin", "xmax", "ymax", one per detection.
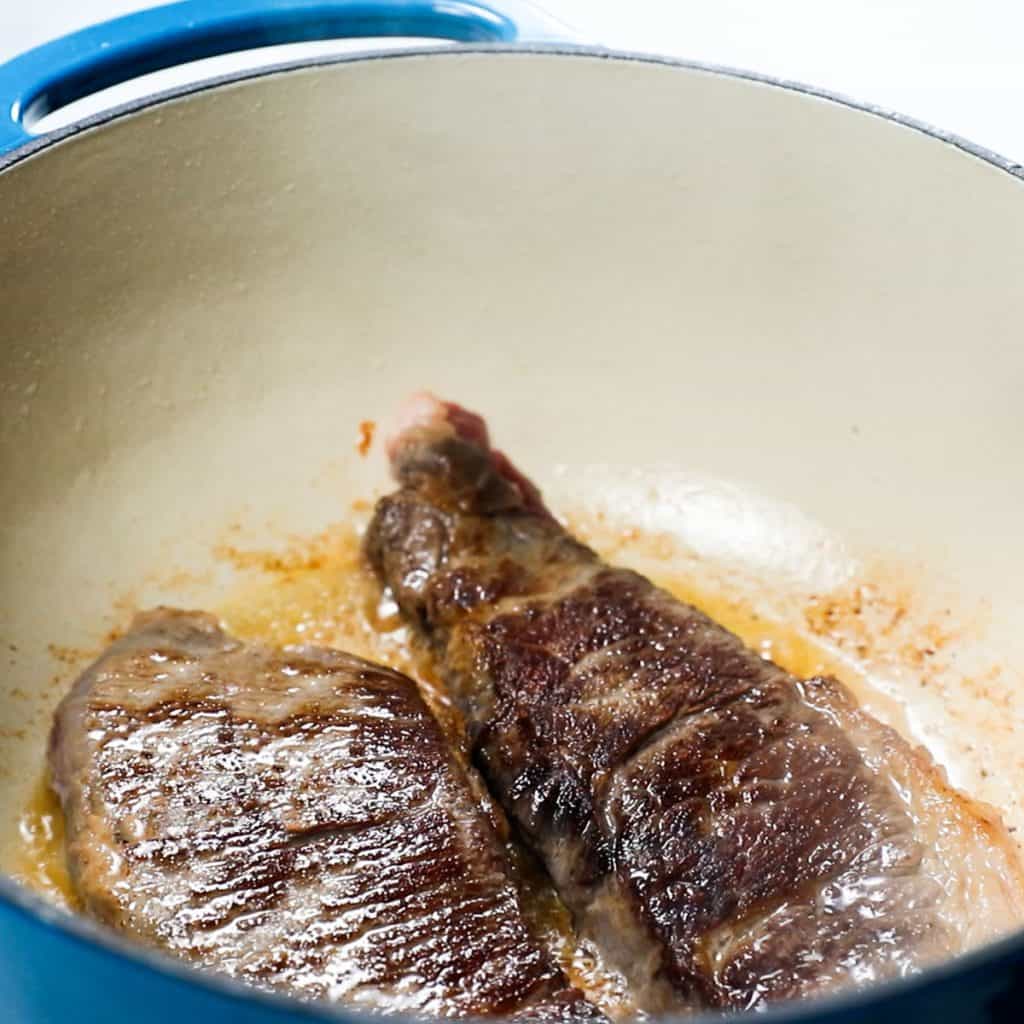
[{"xmin": 3, "ymin": 1, "xmax": 1024, "ymax": 161}]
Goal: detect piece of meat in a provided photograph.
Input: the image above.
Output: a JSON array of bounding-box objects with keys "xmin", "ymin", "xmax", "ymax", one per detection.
[
  {"xmin": 49, "ymin": 608, "xmax": 602, "ymax": 1020},
  {"xmin": 364, "ymin": 393, "xmax": 1024, "ymax": 1013}
]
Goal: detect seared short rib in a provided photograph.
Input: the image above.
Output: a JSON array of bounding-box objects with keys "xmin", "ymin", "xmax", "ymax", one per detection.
[
  {"xmin": 364, "ymin": 394, "xmax": 1024, "ymax": 1013},
  {"xmin": 49, "ymin": 608, "xmax": 601, "ymax": 1019}
]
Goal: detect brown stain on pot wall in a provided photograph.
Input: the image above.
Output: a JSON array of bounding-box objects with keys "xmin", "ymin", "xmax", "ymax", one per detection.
[
  {"xmin": 803, "ymin": 583, "xmax": 957, "ymax": 669},
  {"xmin": 357, "ymin": 419, "xmax": 376, "ymax": 457}
]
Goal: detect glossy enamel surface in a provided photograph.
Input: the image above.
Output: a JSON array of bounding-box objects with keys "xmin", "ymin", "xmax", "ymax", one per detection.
[{"xmin": 1, "ymin": 48, "xmax": 1024, "ymax": 1023}]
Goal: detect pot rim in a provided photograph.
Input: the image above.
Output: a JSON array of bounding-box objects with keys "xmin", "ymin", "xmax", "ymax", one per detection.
[{"xmin": 1, "ymin": 42, "xmax": 1022, "ymax": 180}]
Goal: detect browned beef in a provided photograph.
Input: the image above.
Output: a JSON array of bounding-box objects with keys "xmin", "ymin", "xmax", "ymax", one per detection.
[
  {"xmin": 364, "ymin": 394, "xmax": 1024, "ymax": 1013},
  {"xmin": 49, "ymin": 608, "xmax": 602, "ymax": 1019}
]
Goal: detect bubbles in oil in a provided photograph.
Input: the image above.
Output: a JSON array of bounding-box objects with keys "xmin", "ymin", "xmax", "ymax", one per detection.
[{"xmin": 11, "ymin": 777, "xmax": 77, "ymax": 909}]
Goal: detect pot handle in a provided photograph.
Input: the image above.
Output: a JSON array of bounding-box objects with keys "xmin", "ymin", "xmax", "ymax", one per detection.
[{"xmin": 0, "ymin": 0, "xmax": 578, "ymax": 156}]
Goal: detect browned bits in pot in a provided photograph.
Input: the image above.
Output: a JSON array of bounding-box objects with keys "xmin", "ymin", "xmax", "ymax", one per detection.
[{"xmin": 357, "ymin": 419, "xmax": 376, "ymax": 457}]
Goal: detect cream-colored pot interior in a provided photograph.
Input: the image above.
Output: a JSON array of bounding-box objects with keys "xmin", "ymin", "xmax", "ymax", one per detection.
[{"xmin": 2, "ymin": 51, "xmax": 1023, "ymax": 949}]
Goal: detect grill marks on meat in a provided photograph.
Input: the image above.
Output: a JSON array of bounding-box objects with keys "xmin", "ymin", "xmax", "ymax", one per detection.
[
  {"xmin": 364, "ymin": 394, "xmax": 1024, "ymax": 1012},
  {"xmin": 49, "ymin": 608, "xmax": 602, "ymax": 1019}
]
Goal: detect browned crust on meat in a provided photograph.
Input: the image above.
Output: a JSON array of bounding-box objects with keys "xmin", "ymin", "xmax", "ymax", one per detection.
[
  {"xmin": 364, "ymin": 397, "xmax": 1023, "ymax": 1012},
  {"xmin": 49, "ymin": 607, "xmax": 599, "ymax": 1019}
]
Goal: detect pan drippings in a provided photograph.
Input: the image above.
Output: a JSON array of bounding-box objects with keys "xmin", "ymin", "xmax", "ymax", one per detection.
[{"xmin": 15, "ymin": 508, "xmax": 1024, "ymax": 1018}]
